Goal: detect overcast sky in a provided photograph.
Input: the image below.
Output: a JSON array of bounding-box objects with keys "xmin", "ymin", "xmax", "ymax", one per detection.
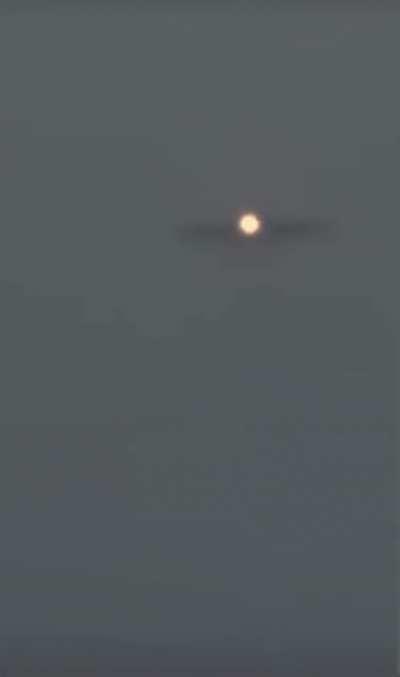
[{"xmin": 0, "ymin": 4, "xmax": 398, "ymax": 675}]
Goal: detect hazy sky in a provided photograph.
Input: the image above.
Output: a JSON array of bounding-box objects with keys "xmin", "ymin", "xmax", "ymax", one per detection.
[{"xmin": 0, "ymin": 4, "xmax": 397, "ymax": 674}]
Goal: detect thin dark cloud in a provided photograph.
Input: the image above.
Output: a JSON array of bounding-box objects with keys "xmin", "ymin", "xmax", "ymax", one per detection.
[{"xmin": 175, "ymin": 218, "xmax": 337, "ymax": 248}]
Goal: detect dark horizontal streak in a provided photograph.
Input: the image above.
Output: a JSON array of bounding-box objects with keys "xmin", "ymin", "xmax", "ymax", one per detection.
[{"xmin": 175, "ymin": 220, "xmax": 336, "ymax": 248}]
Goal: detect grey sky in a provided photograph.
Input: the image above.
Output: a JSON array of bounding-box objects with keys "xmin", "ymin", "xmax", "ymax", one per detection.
[{"xmin": 0, "ymin": 4, "xmax": 397, "ymax": 674}]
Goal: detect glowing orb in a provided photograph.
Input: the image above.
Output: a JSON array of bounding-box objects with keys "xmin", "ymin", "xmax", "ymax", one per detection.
[{"xmin": 238, "ymin": 212, "xmax": 262, "ymax": 237}]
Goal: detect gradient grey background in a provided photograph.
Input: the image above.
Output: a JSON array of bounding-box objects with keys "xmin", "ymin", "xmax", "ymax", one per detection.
[{"xmin": 0, "ymin": 3, "xmax": 398, "ymax": 675}]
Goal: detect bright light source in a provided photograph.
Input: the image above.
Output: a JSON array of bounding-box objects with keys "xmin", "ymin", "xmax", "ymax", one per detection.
[{"xmin": 238, "ymin": 212, "xmax": 262, "ymax": 237}]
